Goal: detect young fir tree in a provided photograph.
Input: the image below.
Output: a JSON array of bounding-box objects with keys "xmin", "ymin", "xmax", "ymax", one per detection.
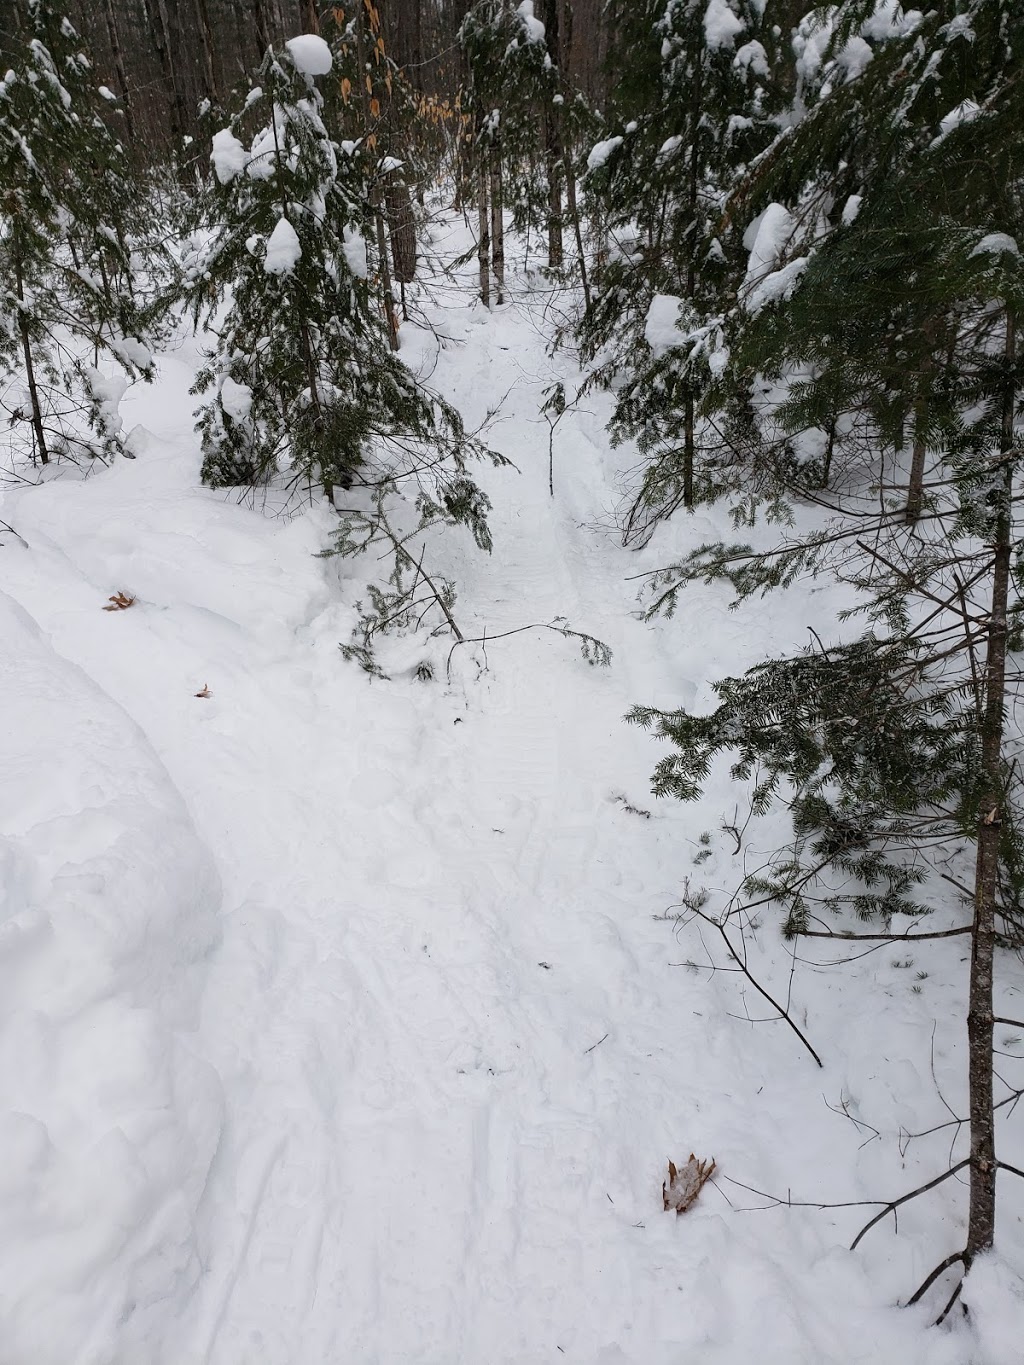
[
  {"xmin": 0, "ymin": 0, "xmax": 154, "ymax": 468},
  {"xmin": 460, "ymin": 0, "xmax": 594, "ymax": 300},
  {"xmin": 180, "ymin": 35, "xmax": 504, "ymax": 659},
  {"xmin": 581, "ymin": 0, "xmax": 798, "ymax": 539},
  {"xmin": 629, "ymin": 0, "xmax": 1024, "ymax": 1314}
]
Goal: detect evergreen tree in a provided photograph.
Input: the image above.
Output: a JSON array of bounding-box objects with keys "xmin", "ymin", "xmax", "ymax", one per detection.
[
  {"xmin": 0, "ymin": 0, "xmax": 155, "ymax": 468},
  {"xmin": 581, "ymin": 0, "xmax": 798, "ymax": 538},
  {"xmin": 179, "ymin": 34, "xmax": 504, "ymax": 657},
  {"xmin": 180, "ymin": 34, "xmax": 492, "ymax": 522},
  {"xmin": 629, "ymin": 0, "xmax": 1024, "ymax": 1311}
]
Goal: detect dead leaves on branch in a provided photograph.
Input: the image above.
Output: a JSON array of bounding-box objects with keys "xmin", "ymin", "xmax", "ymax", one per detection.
[{"xmin": 663, "ymin": 1155, "xmax": 717, "ymax": 1215}]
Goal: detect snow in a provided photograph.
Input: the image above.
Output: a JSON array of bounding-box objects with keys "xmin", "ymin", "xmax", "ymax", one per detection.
[
  {"xmin": 342, "ymin": 224, "xmax": 368, "ymax": 279},
  {"xmin": 284, "ymin": 33, "xmax": 333, "ymax": 77},
  {"xmin": 111, "ymin": 336, "xmax": 154, "ymax": 372},
  {"xmin": 220, "ymin": 376, "xmax": 253, "ymax": 420},
  {"xmin": 734, "ymin": 39, "xmax": 769, "ymax": 77},
  {"xmin": 936, "ymin": 99, "xmax": 981, "ymax": 143},
  {"xmin": 837, "ymin": 34, "xmax": 873, "ymax": 80},
  {"xmin": 587, "ymin": 136, "xmax": 623, "ymax": 172},
  {"xmin": 970, "ymin": 232, "xmax": 1020, "ymax": 260},
  {"xmin": 1, "ymin": 207, "xmax": 1022, "ymax": 1365},
  {"xmin": 210, "ymin": 127, "xmax": 248, "ymax": 184},
  {"xmin": 741, "ymin": 203, "xmax": 801, "ymax": 311},
  {"xmin": 704, "ymin": 0, "xmax": 745, "ymax": 51},
  {"xmin": 517, "ymin": 0, "xmax": 546, "ymax": 43},
  {"xmin": 0, "ymin": 589, "xmax": 221, "ymax": 1362},
  {"xmin": 263, "ymin": 216, "xmax": 301, "ymax": 275},
  {"xmin": 842, "ymin": 194, "xmax": 863, "ymax": 226},
  {"xmin": 644, "ymin": 293, "xmax": 684, "ymax": 355}
]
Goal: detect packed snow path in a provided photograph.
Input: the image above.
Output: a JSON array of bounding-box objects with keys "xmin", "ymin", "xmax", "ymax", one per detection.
[{"xmin": 2, "ymin": 217, "xmax": 1020, "ymax": 1363}]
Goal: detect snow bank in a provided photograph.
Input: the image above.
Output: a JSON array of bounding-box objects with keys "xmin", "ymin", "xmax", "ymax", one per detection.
[
  {"xmin": 285, "ymin": 33, "xmax": 333, "ymax": 77},
  {"xmin": 0, "ymin": 590, "xmax": 222, "ymax": 1364}
]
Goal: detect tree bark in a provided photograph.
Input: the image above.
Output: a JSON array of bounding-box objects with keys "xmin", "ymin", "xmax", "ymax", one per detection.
[
  {"xmin": 965, "ymin": 304, "xmax": 1015, "ymax": 1266},
  {"xmin": 102, "ymin": 0, "xmax": 137, "ymax": 142},
  {"xmin": 12, "ymin": 221, "xmax": 49, "ymax": 465},
  {"xmin": 489, "ymin": 143, "xmax": 504, "ymax": 306},
  {"xmin": 192, "ymin": 0, "xmax": 221, "ymax": 105},
  {"xmin": 355, "ymin": 0, "xmax": 400, "ymax": 349},
  {"xmin": 477, "ymin": 156, "xmax": 490, "ymax": 308}
]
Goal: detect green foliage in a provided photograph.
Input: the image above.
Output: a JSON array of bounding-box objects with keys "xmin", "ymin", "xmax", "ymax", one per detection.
[
  {"xmin": 622, "ymin": 0, "xmax": 1024, "ymax": 946},
  {"xmin": 0, "ymin": 0, "xmax": 156, "ymax": 467},
  {"xmin": 178, "ymin": 39, "xmax": 499, "ymax": 523}
]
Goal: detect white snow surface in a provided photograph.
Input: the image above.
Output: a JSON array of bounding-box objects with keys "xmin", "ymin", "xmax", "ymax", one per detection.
[
  {"xmin": 1, "ymin": 209, "xmax": 1023, "ymax": 1364},
  {"xmin": 264, "ymin": 216, "xmax": 301, "ymax": 275},
  {"xmin": 284, "ymin": 33, "xmax": 333, "ymax": 77}
]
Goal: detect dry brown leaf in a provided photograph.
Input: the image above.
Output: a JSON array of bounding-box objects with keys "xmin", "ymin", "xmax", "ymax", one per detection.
[
  {"xmin": 194, "ymin": 683, "xmax": 212, "ymax": 699},
  {"xmin": 102, "ymin": 591, "xmax": 136, "ymax": 612},
  {"xmin": 662, "ymin": 1154, "xmax": 717, "ymax": 1215}
]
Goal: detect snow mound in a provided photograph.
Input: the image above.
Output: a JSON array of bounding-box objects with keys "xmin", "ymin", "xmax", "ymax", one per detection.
[
  {"xmin": 285, "ymin": 34, "xmax": 333, "ymax": 77},
  {"xmin": 0, "ymin": 591, "xmax": 222, "ymax": 1363}
]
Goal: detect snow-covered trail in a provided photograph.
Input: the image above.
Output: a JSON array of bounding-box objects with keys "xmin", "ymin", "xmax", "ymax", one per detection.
[{"xmin": 2, "ymin": 216, "xmax": 1015, "ymax": 1364}]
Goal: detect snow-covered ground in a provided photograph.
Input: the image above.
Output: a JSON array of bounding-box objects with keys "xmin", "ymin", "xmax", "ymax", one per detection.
[{"xmin": 2, "ymin": 213, "xmax": 1022, "ymax": 1363}]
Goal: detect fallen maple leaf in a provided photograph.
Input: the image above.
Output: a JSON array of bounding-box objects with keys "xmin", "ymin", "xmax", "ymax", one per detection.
[
  {"xmin": 102, "ymin": 591, "xmax": 136, "ymax": 611},
  {"xmin": 662, "ymin": 1155, "xmax": 717, "ymax": 1215}
]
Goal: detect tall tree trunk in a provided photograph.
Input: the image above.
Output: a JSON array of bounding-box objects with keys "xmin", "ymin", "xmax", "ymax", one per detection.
[
  {"xmin": 355, "ymin": 0, "xmax": 399, "ymax": 349},
  {"xmin": 542, "ymin": 0, "xmax": 563, "ymax": 268},
  {"xmin": 489, "ymin": 143, "xmax": 504, "ymax": 306},
  {"xmin": 563, "ymin": 147, "xmax": 590, "ymax": 312},
  {"xmin": 477, "ymin": 155, "xmax": 490, "ymax": 308},
  {"xmin": 965, "ymin": 304, "xmax": 1015, "ymax": 1267},
  {"xmin": 13, "ymin": 222, "xmax": 49, "ymax": 465},
  {"xmin": 680, "ymin": 54, "xmax": 704, "ymax": 510},
  {"xmin": 102, "ymin": 0, "xmax": 137, "ymax": 142},
  {"xmin": 192, "ymin": 0, "xmax": 221, "ymax": 105}
]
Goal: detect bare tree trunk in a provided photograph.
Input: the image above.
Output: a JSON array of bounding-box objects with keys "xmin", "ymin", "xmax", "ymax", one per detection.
[
  {"xmin": 489, "ymin": 145, "xmax": 504, "ymax": 306},
  {"xmin": 563, "ymin": 150, "xmax": 590, "ymax": 312},
  {"xmin": 965, "ymin": 305, "xmax": 1015, "ymax": 1268},
  {"xmin": 477, "ymin": 157, "xmax": 490, "ymax": 308},
  {"xmin": 354, "ymin": 0, "xmax": 400, "ymax": 349},
  {"xmin": 102, "ymin": 0, "xmax": 137, "ymax": 142},
  {"xmin": 679, "ymin": 53, "xmax": 704, "ymax": 510},
  {"xmin": 192, "ymin": 0, "xmax": 220, "ymax": 104},
  {"xmin": 13, "ymin": 223, "xmax": 49, "ymax": 465},
  {"xmin": 545, "ymin": 121, "xmax": 563, "ymax": 268}
]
